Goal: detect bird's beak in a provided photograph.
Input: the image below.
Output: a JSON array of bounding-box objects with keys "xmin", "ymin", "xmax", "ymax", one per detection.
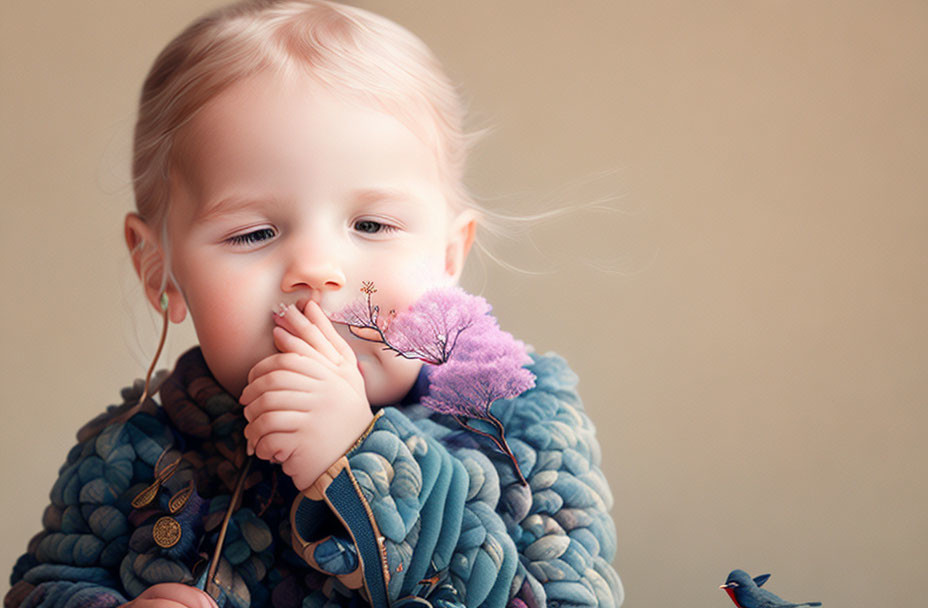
[{"xmin": 719, "ymin": 584, "xmax": 732, "ymax": 589}]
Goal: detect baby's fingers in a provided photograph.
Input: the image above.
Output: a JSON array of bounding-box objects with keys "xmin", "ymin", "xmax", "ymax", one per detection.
[
  {"xmin": 275, "ymin": 304, "xmax": 343, "ymax": 365},
  {"xmin": 251, "ymin": 432, "xmax": 297, "ymax": 463},
  {"xmin": 247, "ymin": 351, "xmax": 328, "ymax": 385},
  {"xmin": 304, "ymin": 300, "xmax": 356, "ymax": 363},
  {"xmin": 245, "ymin": 410, "xmax": 304, "ymax": 460},
  {"xmin": 273, "ymin": 326, "xmax": 344, "ymax": 372},
  {"xmin": 270, "ymin": 326, "xmax": 340, "ymax": 371},
  {"xmin": 242, "ymin": 389, "xmax": 314, "ymax": 424},
  {"xmin": 239, "ymin": 369, "xmax": 317, "ymax": 411},
  {"xmin": 245, "ymin": 409, "xmax": 304, "ymax": 439}
]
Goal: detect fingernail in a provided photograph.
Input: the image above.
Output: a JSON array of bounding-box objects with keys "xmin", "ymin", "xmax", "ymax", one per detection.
[{"xmin": 246, "ymin": 442, "xmax": 254, "ymax": 456}]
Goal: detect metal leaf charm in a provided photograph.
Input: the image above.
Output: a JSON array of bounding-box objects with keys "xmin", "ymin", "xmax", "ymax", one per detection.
[
  {"xmin": 131, "ymin": 481, "xmax": 161, "ymax": 509},
  {"xmin": 168, "ymin": 480, "xmax": 194, "ymax": 514}
]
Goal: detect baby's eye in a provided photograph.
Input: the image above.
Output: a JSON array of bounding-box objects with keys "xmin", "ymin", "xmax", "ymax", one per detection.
[
  {"xmin": 353, "ymin": 219, "xmax": 397, "ymax": 235},
  {"xmin": 226, "ymin": 227, "xmax": 276, "ymax": 246}
]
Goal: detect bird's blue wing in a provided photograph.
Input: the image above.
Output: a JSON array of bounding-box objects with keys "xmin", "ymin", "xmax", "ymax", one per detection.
[{"xmin": 753, "ymin": 573, "xmax": 771, "ymax": 587}]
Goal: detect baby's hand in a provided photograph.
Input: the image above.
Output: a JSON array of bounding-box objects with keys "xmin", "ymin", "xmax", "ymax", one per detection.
[
  {"xmin": 239, "ymin": 300, "xmax": 373, "ymax": 491},
  {"xmin": 120, "ymin": 583, "xmax": 218, "ymax": 608}
]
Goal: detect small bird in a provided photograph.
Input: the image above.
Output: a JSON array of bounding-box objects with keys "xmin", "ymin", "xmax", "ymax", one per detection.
[{"xmin": 720, "ymin": 569, "xmax": 822, "ymax": 608}]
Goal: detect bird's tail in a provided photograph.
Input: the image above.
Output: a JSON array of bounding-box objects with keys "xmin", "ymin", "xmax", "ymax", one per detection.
[{"xmin": 794, "ymin": 603, "xmax": 822, "ymax": 607}]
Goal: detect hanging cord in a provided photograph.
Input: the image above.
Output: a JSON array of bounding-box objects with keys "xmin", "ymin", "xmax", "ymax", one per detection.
[
  {"xmin": 107, "ymin": 293, "xmax": 170, "ymax": 430},
  {"xmin": 205, "ymin": 456, "xmax": 253, "ymax": 598},
  {"xmin": 137, "ymin": 292, "xmax": 170, "ymax": 411}
]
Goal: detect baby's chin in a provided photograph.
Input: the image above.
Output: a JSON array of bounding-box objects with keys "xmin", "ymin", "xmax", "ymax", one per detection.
[
  {"xmin": 210, "ymin": 337, "xmax": 279, "ymax": 399},
  {"xmin": 208, "ymin": 363, "xmax": 249, "ymax": 400}
]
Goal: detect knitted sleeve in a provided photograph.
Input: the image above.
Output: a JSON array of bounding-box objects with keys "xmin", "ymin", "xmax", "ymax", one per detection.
[
  {"xmin": 486, "ymin": 353, "xmax": 623, "ymax": 608},
  {"xmin": 290, "ymin": 352, "xmax": 623, "ymax": 608},
  {"xmin": 6, "ymin": 383, "xmax": 182, "ymax": 608}
]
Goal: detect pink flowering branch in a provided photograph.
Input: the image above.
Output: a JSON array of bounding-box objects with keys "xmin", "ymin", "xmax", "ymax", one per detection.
[{"xmin": 330, "ymin": 283, "xmax": 535, "ymax": 485}]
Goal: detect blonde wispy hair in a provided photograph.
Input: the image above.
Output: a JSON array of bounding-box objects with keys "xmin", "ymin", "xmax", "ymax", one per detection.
[{"xmin": 131, "ymin": 0, "xmax": 491, "ymax": 292}]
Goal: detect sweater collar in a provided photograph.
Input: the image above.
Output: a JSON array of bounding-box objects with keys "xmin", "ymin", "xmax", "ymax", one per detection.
[{"xmin": 158, "ymin": 346, "xmax": 245, "ymax": 441}]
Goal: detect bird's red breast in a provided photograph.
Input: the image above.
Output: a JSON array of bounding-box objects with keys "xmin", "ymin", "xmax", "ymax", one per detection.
[{"xmin": 723, "ymin": 587, "xmax": 742, "ymax": 607}]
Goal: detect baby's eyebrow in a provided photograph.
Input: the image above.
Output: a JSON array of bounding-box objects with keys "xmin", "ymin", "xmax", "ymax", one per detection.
[
  {"xmin": 195, "ymin": 195, "xmax": 275, "ymax": 222},
  {"xmin": 350, "ymin": 187, "xmax": 424, "ymax": 207},
  {"xmin": 195, "ymin": 187, "xmax": 423, "ymax": 221}
]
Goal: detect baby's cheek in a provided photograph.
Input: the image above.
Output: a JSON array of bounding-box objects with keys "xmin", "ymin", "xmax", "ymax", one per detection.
[
  {"xmin": 334, "ymin": 327, "xmax": 419, "ymax": 406},
  {"xmin": 194, "ymin": 310, "xmax": 276, "ymax": 396},
  {"xmin": 404, "ymin": 252, "xmax": 448, "ymax": 288},
  {"xmin": 369, "ymin": 354, "xmax": 422, "ymax": 406},
  {"xmin": 332, "ymin": 323, "xmax": 370, "ymax": 354}
]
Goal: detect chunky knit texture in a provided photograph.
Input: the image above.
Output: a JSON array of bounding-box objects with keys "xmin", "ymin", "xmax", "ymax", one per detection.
[{"xmin": 6, "ymin": 346, "xmax": 623, "ymax": 608}]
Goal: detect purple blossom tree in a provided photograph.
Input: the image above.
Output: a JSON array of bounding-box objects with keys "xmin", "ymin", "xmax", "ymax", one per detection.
[{"xmin": 330, "ymin": 283, "xmax": 535, "ymax": 484}]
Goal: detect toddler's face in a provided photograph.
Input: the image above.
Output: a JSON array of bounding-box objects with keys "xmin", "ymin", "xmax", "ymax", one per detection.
[{"xmin": 164, "ymin": 71, "xmax": 464, "ymax": 404}]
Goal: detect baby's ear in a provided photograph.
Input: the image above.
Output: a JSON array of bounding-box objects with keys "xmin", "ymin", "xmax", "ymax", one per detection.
[
  {"xmin": 124, "ymin": 212, "xmax": 187, "ymax": 323},
  {"xmin": 444, "ymin": 209, "xmax": 478, "ymax": 283}
]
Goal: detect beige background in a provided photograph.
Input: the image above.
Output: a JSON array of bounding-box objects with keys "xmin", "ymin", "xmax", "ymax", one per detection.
[{"xmin": 2, "ymin": 1, "xmax": 926, "ymax": 606}]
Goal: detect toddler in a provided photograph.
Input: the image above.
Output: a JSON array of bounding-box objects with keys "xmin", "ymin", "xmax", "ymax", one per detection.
[{"xmin": 6, "ymin": 2, "xmax": 623, "ymax": 607}]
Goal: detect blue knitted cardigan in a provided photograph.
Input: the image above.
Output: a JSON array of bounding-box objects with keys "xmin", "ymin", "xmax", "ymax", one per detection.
[{"xmin": 6, "ymin": 346, "xmax": 623, "ymax": 608}]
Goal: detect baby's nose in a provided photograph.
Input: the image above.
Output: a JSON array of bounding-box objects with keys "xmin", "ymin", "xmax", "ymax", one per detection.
[{"xmin": 280, "ymin": 242, "xmax": 346, "ymax": 293}]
